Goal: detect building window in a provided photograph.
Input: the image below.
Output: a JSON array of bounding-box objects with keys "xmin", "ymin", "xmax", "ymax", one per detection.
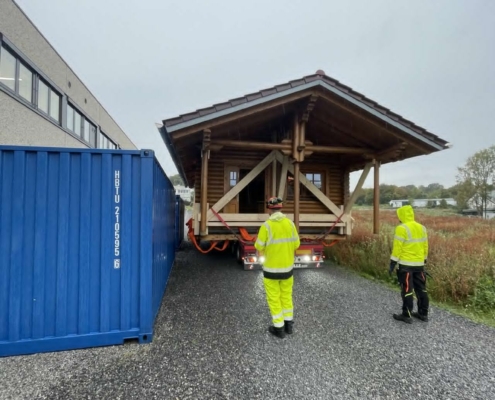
[
  {"xmin": 49, "ymin": 90, "xmax": 60, "ymax": 121},
  {"xmin": 18, "ymin": 63, "xmax": 33, "ymax": 102},
  {"xmin": 286, "ymin": 171, "xmax": 324, "ymax": 200},
  {"xmin": 67, "ymin": 104, "xmax": 74, "ymax": 131},
  {"xmin": 229, "ymin": 171, "xmax": 237, "ymax": 187},
  {"xmin": 305, "ymin": 173, "xmax": 322, "ymax": 189},
  {"xmin": 89, "ymin": 124, "xmax": 97, "ymax": 147},
  {"xmin": 0, "ymin": 46, "xmax": 16, "ymax": 91},
  {"xmin": 0, "ymin": 45, "xmax": 61, "ymax": 124},
  {"xmin": 38, "ymin": 79, "xmax": 49, "ymax": 114},
  {"xmin": 74, "ymin": 110, "xmax": 81, "ymax": 137},
  {"xmin": 99, "ymin": 131, "xmax": 117, "ymax": 149}
]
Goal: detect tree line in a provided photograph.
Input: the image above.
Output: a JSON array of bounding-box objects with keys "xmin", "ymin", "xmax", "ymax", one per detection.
[{"xmin": 357, "ymin": 145, "xmax": 495, "ymax": 215}]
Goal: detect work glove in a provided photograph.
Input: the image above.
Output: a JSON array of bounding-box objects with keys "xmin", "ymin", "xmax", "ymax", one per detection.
[{"xmin": 389, "ymin": 260, "xmax": 397, "ymax": 276}]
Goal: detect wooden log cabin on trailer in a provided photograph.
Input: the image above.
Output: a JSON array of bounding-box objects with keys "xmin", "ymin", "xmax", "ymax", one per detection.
[{"xmin": 157, "ymin": 70, "xmax": 450, "ymax": 246}]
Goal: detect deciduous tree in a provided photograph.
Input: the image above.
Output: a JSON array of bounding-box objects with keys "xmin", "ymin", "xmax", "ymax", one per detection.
[{"xmin": 456, "ymin": 145, "xmax": 495, "ymax": 218}]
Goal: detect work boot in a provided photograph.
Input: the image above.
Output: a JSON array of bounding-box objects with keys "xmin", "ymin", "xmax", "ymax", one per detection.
[
  {"xmin": 284, "ymin": 320, "xmax": 294, "ymax": 334},
  {"xmin": 393, "ymin": 313, "xmax": 413, "ymax": 324},
  {"xmin": 412, "ymin": 312, "xmax": 429, "ymax": 322},
  {"xmin": 268, "ymin": 326, "xmax": 286, "ymax": 339}
]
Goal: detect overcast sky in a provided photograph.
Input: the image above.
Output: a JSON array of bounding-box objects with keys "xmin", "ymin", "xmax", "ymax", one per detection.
[{"xmin": 15, "ymin": 0, "xmax": 495, "ymax": 189}]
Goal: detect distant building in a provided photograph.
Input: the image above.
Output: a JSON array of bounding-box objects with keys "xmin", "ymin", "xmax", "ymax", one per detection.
[
  {"xmin": 175, "ymin": 185, "xmax": 194, "ymax": 202},
  {"xmin": 463, "ymin": 190, "xmax": 495, "ymax": 219},
  {"xmin": 389, "ymin": 198, "xmax": 457, "ymax": 208}
]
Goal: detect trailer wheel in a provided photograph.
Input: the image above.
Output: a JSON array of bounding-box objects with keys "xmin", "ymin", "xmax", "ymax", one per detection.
[{"xmin": 235, "ymin": 242, "xmax": 243, "ymax": 264}]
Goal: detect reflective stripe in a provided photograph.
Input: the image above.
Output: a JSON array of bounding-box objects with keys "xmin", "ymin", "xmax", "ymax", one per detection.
[
  {"xmin": 401, "ymin": 224, "xmax": 412, "ymax": 240},
  {"xmin": 271, "ymin": 237, "xmax": 299, "ymax": 244},
  {"xmin": 263, "ymin": 266, "xmax": 294, "ymax": 273},
  {"xmin": 399, "ymin": 260, "xmax": 425, "ymax": 266},
  {"xmin": 283, "ymin": 309, "xmax": 293, "ymax": 314},
  {"xmin": 274, "ymin": 321, "xmax": 285, "ymax": 328},
  {"xmin": 405, "ymin": 293, "xmax": 414, "ymax": 297},
  {"xmin": 391, "ymin": 256, "xmax": 399, "ymax": 262},
  {"xmin": 272, "ymin": 312, "xmax": 283, "ymax": 321},
  {"xmin": 264, "ymin": 222, "xmax": 273, "ymax": 245},
  {"xmin": 394, "ymin": 235, "xmax": 406, "ymax": 242},
  {"xmin": 255, "ymin": 239, "xmax": 266, "ymax": 247},
  {"xmin": 407, "ymin": 238, "xmax": 427, "ymax": 243}
]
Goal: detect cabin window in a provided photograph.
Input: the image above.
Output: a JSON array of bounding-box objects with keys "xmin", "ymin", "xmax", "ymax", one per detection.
[
  {"xmin": 286, "ymin": 171, "xmax": 325, "ymax": 200},
  {"xmin": 305, "ymin": 173, "xmax": 322, "ymax": 189},
  {"xmin": 229, "ymin": 171, "xmax": 238, "ymax": 187}
]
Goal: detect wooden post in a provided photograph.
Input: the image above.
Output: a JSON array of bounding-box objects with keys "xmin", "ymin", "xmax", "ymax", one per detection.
[
  {"xmin": 294, "ymin": 161, "xmax": 300, "ymax": 231},
  {"xmin": 200, "ymin": 129, "xmax": 211, "ymax": 235},
  {"xmin": 373, "ymin": 159, "xmax": 380, "ymax": 234},
  {"xmin": 278, "ymin": 155, "xmax": 289, "ymax": 199},
  {"xmin": 292, "ymin": 114, "xmax": 299, "ymax": 161},
  {"xmin": 298, "ymin": 121, "xmax": 306, "ymax": 162},
  {"xmin": 271, "ymin": 132, "xmax": 277, "ymax": 196}
]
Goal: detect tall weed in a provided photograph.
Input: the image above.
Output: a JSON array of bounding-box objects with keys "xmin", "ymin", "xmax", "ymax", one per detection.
[{"xmin": 326, "ymin": 210, "xmax": 495, "ymax": 313}]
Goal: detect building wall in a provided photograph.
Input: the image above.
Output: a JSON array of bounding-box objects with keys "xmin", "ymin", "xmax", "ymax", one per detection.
[
  {"xmin": 193, "ymin": 149, "xmax": 345, "ymax": 214},
  {"xmin": 0, "ymin": 91, "xmax": 84, "ymax": 147},
  {"xmin": 0, "ymin": 0, "xmax": 136, "ymax": 150}
]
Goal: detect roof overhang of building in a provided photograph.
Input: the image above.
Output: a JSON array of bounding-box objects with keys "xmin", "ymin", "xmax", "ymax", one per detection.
[{"xmin": 158, "ymin": 72, "xmax": 451, "ymax": 187}]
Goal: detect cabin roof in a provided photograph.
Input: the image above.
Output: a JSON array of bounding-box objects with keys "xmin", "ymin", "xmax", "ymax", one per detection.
[{"xmin": 158, "ymin": 70, "xmax": 451, "ymax": 187}]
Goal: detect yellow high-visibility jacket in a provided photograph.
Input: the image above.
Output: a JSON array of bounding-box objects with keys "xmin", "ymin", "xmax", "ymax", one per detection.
[
  {"xmin": 255, "ymin": 212, "xmax": 300, "ymax": 278},
  {"xmin": 391, "ymin": 205, "xmax": 428, "ymax": 267}
]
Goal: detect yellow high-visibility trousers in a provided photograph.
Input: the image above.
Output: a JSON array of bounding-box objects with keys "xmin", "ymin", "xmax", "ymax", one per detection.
[{"xmin": 263, "ymin": 276, "xmax": 294, "ymax": 328}]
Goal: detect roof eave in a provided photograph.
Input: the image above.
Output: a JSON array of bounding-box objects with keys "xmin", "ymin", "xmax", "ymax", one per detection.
[
  {"xmin": 157, "ymin": 124, "xmax": 189, "ymax": 188},
  {"xmin": 164, "ymin": 79, "xmax": 446, "ymax": 153}
]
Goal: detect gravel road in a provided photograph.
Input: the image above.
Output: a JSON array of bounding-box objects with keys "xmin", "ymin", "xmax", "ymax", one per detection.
[{"xmin": 1, "ymin": 242, "xmax": 494, "ymax": 400}]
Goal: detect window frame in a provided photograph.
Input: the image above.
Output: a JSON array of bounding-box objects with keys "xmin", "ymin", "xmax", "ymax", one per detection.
[
  {"xmin": 0, "ymin": 41, "xmax": 62, "ymax": 125},
  {"xmin": 285, "ymin": 170, "xmax": 326, "ymax": 201}
]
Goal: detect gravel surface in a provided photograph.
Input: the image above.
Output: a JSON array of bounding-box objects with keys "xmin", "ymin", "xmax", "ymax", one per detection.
[{"xmin": 1, "ymin": 242, "xmax": 494, "ymax": 399}]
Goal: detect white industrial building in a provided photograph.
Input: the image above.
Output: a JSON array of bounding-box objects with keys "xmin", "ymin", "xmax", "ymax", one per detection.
[
  {"xmin": 174, "ymin": 185, "xmax": 194, "ymax": 202},
  {"xmin": 389, "ymin": 198, "xmax": 457, "ymax": 208},
  {"xmin": 0, "ymin": 0, "xmax": 136, "ymax": 150}
]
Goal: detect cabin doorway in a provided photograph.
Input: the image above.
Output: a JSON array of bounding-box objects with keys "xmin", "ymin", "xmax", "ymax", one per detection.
[{"xmin": 239, "ymin": 168, "xmax": 265, "ymax": 213}]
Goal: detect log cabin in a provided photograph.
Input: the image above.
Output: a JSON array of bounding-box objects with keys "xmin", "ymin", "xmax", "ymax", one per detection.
[{"xmin": 157, "ymin": 70, "xmax": 450, "ymax": 250}]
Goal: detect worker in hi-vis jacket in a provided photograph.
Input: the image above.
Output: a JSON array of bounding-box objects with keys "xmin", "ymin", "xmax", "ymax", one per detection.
[
  {"xmin": 255, "ymin": 196, "xmax": 300, "ymax": 338},
  {"xmin": 389, "ymin": 204, "xmax": 430, "ymax": 324}
]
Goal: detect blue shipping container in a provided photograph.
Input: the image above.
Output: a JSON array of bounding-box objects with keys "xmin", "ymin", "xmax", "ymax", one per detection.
[
  {"xmin": 175, "ymin": 195, "xmax": 185, "ymax": 250},
  {"xmin": 0, "ymin": 146, "xmax": 177, "ymax": 357}
]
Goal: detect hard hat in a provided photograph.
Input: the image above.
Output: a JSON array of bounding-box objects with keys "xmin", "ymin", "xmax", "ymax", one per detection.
[{"xmin": 266, "ymin": 196, "xmax": 283, "ymax": 209}]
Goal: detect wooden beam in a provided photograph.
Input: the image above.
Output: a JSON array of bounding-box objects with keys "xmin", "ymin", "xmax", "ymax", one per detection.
[
  {"xmin": 294, "ymin": 162, "xmax": 300, "ymax": 231},
  {"xmin": 373, "ymin": 142, "xmax": 407, "ymax": 160},
  {"xmin": 171, "ymin": 90, "xmax": 315, "ymax": 140},
  {"xmin": 206, "ymin": 221, "xmax": 346, "ymax": 228},
  {"xmin": 206, "ymin": 151, "xmax": 277, "ymax": 221},
  {"xmin": 200, "ymin": 213, "xmax": 342, "ymax": 222},
  {"xmin": 344, "ymin": 162, "xmax": 373, "ymax": 214},
  {"xmin": 199, "ymin": 234, "xmax": 345, "ymax": 241},
  {"xmin": 301, "ymin": 94, "xmax": 318, "ymax": 122},
  {"xmin": 200, "ymin": 129, "xmax": 211, "ymax": 235},
  {"xmin": 373, "ymin": 160, "xmax": 380, "ymax": 234},
  {"xmin": 211, "ymin": 139, "xmax": 371, "ymax": 155},
  {"xmin": 278, "ymin": 155, "xmax": 289, "ymax": 198},
  {"xmin": 274, "ymin": 152, "xmax": 349, "ymax": 221}
]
